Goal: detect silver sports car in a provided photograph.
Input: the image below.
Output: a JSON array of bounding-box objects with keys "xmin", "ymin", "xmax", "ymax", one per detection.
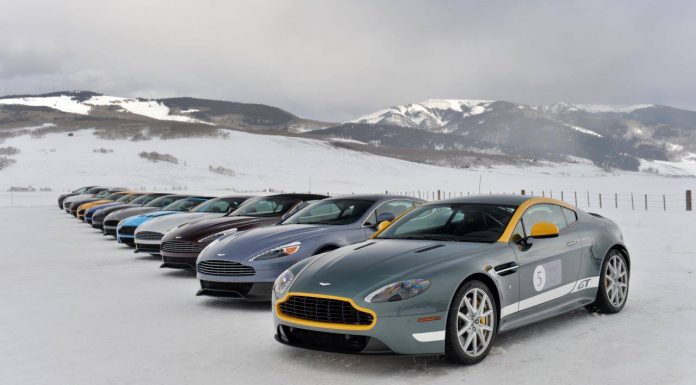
[{"xmin": 272, "ymin": 195, "xmax": 630, "ymax": 365}]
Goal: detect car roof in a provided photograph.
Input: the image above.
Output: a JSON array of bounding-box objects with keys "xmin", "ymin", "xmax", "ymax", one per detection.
[
  {"xmin": 266, "ymin": 193, "xmax": 328, "ymax": 200},
  {"xmin": 428, "ymin": 194, "xmax": 531, "ymax": 207},
  {"xmin": 323, "ymin": 194, "xmax": 423, "ymax": 202}
]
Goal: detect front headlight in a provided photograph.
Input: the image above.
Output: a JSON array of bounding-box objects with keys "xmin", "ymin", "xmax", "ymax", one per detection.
[
  {"xmin": 273, "ymin": 269, "xmax": 294, "ymax": 298},
  {"xmin": 198, "ymin": 228, "xmax": 237, "ymax": 244},
  {"xmin": 249, "ymin": 241, "xmax": 301, "ymax": 261},
  {"xmin": 364, "ymin": 279, "xmax": 431, "ymax": 303}
]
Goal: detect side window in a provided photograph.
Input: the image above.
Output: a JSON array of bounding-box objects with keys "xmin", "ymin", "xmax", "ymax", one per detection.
[
  {"xmin": 521, "ymin": 204, "xmax": 567, "ymax": 232},
  {"xmin": 510, "ymin": 221, "xmax": 525, "ymax": 243},
  {"xmin": 562, "ymin": 207, "xmax": 577, "ymax": 226},
  {"xmin": 364, "ymin": 200, "xmax": 416, "ymax": 226}
]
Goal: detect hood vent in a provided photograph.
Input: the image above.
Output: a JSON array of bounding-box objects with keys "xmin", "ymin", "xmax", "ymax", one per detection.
[
  {"xmin": 414, "ymin": 244, "xmax": 445, "ymax": 253},
  {"xmin": 354, "ymin": 242, "xmax": 375, "ymax": 250}
]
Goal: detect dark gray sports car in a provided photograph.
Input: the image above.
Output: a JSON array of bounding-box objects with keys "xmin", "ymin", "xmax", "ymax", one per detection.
[{"xmin": 272, "ymin": 196, "xmax": 630, "ymax": 365}]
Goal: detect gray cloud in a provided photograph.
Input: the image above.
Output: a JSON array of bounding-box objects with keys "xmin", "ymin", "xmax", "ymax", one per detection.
[{"xmin": 0, "ymin": 0, "xmax": 694, "ymax": 120}]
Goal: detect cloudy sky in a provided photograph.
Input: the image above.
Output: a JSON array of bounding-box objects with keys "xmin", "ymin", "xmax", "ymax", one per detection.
[{"xmin": 0, "ymin": 0, "xmax": 694, "ymax": 121}]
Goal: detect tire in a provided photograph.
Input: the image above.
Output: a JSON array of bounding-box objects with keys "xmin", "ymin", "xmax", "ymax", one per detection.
[
  {"xmin": 444, "ymin": 279, "xmax": 498, "ymax": 365},
  {"xmin": 586, "ymin": 249, "xmax": 629, "ymax": 314}
]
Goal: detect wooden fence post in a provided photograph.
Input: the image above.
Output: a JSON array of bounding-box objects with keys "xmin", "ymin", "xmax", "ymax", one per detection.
[
  {"xmin": 663, "ymin": 195, "xmax": 666, "ymax": 211},
  {"xmin": 687, "ymin": 190, "xmax": 693, "ymax": 211},
  {"xmin": 644, "ymin": 194, "xmax": 648, "ymax": 210},
  {"xmin": 587, "ymin": 191, "xmax": 590, "ymax": 207},
  {"xmin": 615, "ymin": 193, "xmax": 618, "ymax": 208},
  {"xmin": 631, "ymin": 193, "xmax": 635, "ymax": 210},
  {"xmin": 599, "ymin": 193, "xmax": 602, "ymax": 208},
  {"xmin": 574, "ymin": 191, "xmax": 578, "ymax": 206},
  {"xmin": 561, "ymin": 191, "xmax": 564, "ymax": 201},
  {"xmin": 542, "ymin": 191, "xmax": 545, "ymax": 197},
  {"xmin": 437, "ymin": 190, "xmax": 441, "ymax": 200},
  {"xmin": 521, "ymin": 189, "xmax": 525, "ymax": 195}
]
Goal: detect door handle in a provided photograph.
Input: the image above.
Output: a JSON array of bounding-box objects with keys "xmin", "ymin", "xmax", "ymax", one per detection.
[{"xmin": 566, "ymin": 240, "xmax": 578, "ymax": 246}]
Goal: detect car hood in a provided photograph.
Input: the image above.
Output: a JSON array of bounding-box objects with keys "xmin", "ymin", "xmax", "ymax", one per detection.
[
  {"xmin": 94, "ymin": 203, "xmax": 137, "ymax": 217},
  {"xmin": 208, "ymin": 224, "xmax": 338, "ymax": 261},
  {"xmin": 120, "ymin": 211, "xmax": 177, "ymax": 227},
  {"xmin": 63, "ymin": 194, "xmax": 92, "ymax": 204},
  {"xmin": 105, "ymin": 207, "xmax": 158, "ymax": 222},
  {"xmin": 89, "ymin": 201, "xmax": 122, "ymax": 212},
  {"xmin": 165, "ymin": 215, "xmax": 280, "ymax": 241},
  {"xmin": 289, "ymin": 239, "xmax": 491, "ymax": 295},
  {"xmin": 135, "ymin": 212, "xmax": 222, "ymax": 234},
  {"xmin": 84, "ymin": 200, "xmax": 115, "ymax": 211}
]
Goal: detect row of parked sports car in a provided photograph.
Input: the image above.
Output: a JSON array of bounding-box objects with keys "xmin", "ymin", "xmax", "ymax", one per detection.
[{"xmin": 58, "ymin": 185, "xmax": 630, "ymax": 365}]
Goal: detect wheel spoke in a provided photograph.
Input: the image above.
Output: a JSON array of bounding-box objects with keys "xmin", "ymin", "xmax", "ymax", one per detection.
[
  {"xmin": 464, "ymin": 297, "xmax": 476, "ymax": 315},
  {"xmin": 462, "ymin": 330, "xmax": 475, "ymax": 351},
  {"xmin": 479, "ymin": 324, "xmax": 493, "ymax": 332}
]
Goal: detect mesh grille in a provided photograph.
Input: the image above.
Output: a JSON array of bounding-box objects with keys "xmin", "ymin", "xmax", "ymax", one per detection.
[
  {"xmin": 279, "ymin": 296, "xmax": 374, "ymax": 326},
  {"xmin": 197, "ymin": 260, "xmax": 255, "ymax": 276},
  {"xmin": 119, "ymin": 226, "xmax": 136, "ymax": 236},
  {"xmin": 104, "ymin": 220, "xmax": 119, "ymax": 227},
  {"xmin": 135, "ymin": 231, "xmax": 163, "ymax": 241},
  {"xmin": 161, "ymin": 240, "xmax": 204, "ymax": 254}
]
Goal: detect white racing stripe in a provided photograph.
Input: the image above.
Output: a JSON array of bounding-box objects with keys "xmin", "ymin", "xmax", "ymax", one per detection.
[
  {"xmin": 501, "ymin": 276, "xmax": 599, "ymax": 318},
  {"xmin": 412, "ymin": 330, "xmax": 446, "ymax": 342}
]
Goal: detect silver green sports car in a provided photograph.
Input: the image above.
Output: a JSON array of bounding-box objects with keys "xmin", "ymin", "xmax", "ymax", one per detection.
[{"xmin": 272, "ymin": 195, "xmax": 630, "ymax": 365}]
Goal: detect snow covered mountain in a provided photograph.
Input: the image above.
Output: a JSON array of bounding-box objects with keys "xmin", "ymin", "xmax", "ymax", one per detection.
[
  {"xmin": 3, "ymin": 91, "xmax": 696, "ymax": 173},
  {"xmin": 330, "ymin": 99, "xmax": 696, "ymax": 171},
  {"xmin": 0, "ymin": 91, "xmax": 330, "ymax": 133}
]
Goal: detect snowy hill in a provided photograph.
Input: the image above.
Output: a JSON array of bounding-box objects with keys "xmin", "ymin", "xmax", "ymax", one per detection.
[
  {"xmin": 3, "ymin": 91, "xmax": 696, "ymax": 174},
  {"xmin": 0, "ymin": 91, "xmax": 330, "ymax": 133},
  {"xmin": 335, "ymin": 99, "xmax": 696, "ymax": 171},
  {"xmin": 1, "ymin": 127, "xmax": 694, "ymax": 198}
]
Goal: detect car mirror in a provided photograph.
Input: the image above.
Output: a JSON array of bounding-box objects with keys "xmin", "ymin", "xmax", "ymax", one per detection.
[
  {"xmin": 530, "ymin": 222, "xmax": 559, "ymax": 239},
  {"xmin": 376, "ymin": 220, "xmax": 391, "ymax": 232}
]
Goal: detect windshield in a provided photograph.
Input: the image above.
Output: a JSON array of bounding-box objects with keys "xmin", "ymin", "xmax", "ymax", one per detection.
[
  {"xmin": 95, "ymin": 191, "xmax": 110, "ymax": 198},
  {"xmin": 192, "ymin": 197, "xmax": 248, "ymax": 213},
  {"xmin": 146, "ymin": 195, "xmax": 181, "ymax": 208},
  {"xmin": 284, "ymin": 199, "xmax": 375, "ymax": 225},
  {"xmin": 115, "ymin": 194, "xmax": 134, "ymax": 202},
  {"xmin": 131, "ymin": 194, "xmax": 158, "ymax": 205},
  {"xmin": 105, "ymin": 192, "xmax": 126, "ymax": 200},
  {"xmin": 377, "ymin": 203, "xmax": 516, "ymax": 243},
  {"xmin": 231, "ymin": 197, "xmax": 298, "ymax": 218},
  {"xmin": 162, "ymin": 198, "xmax": 207, "ymax": 212}
]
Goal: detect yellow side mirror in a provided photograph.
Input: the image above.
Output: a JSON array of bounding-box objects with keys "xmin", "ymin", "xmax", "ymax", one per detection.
[
  {"xmin": 376, "ymin": 220, "xmax": 391, "ymax": 232},
  {"xmin": 530, "ymin": 222, "xmax": 560, "ymax": 239}
]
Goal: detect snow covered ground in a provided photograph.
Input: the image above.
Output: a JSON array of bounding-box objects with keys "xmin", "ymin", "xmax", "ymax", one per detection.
[
  {"xmin": 0, "ymin": 203, "xmax": 694, "ymax": 385},
  {"xmin": 2, "ymin": 129, "xmax": 695, "ymax": 201}
]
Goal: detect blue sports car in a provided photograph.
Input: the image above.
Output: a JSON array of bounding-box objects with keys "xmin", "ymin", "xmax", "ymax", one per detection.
[
  {"xmin": 116, "ymin": 196, "xmax": 213, "ymax": 246},
  {"xmin": 195, "ymin": 195, "xmax": 423, "ymax": 301}
]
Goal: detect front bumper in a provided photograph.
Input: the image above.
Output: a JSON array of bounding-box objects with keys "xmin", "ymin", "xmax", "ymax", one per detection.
[
  {"xmin": 273, "ymin": 300, "xmax": 447, "ymax": 355},
  {"xmin": 160, "ymin": 252, "xmax": 198, "ymax": 269},
  {"xmin": 117, "ymin": 235, "xmax": 135, "ymax": 246},
  {"xmin": 197, "ymin": 280, "xmax": 273, "ymax": 302},
  {"xmin": 135, "ymin": 242, "xmax": 161, "ymax": 255},
  {"xmin": 104, "ymin": 226, "xmax": 117, "ymax": 236}
]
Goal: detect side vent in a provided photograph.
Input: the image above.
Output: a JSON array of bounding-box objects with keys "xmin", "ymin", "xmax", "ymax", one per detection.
[
  {"xmin": 414, "ymin": 244, "xmax": 445, "ymax": 253},
  {"xmin": 354, "ymin": 242, "xmax": 376, "ymax": 250}
]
